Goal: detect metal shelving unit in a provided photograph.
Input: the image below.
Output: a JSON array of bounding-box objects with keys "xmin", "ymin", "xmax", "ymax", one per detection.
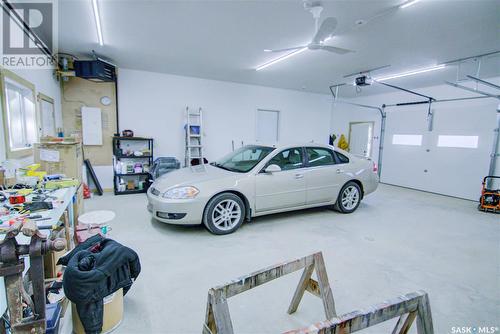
[{"xmin": 113, "ymin": 136, "xmax": 154, "ymax": 195}]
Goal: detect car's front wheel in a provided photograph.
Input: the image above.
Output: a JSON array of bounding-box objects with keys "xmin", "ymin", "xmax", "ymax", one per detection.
[
  {"xmin": 334, "ymin": 181, "xmax": 361, "ymax": 213},
  {"xmin": 203, "ymin": 193, "xmax": 245, "ymax": 235}
]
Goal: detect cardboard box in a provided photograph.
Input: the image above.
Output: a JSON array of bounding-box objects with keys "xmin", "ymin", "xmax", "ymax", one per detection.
[
  {"xmin": 34, "ymin": 142, "xmax": 83, "ymax": 181},
  {"xmin": 44, "ymin": 247, "xmax": 67, "ymax": 279},
  {"xmin": 73, "ymin": 185, "xmax": 85, "ymax": 222},
  {"xmin": 72, "ymin": 288, "xmax": 123, "ymax": 334},
  {"xmin": 0, "ymin": 169, "xmax": 4, "ymax": 187}
]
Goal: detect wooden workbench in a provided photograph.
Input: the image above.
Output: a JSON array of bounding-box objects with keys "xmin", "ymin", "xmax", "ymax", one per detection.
[{"xmin": 0, "ymin": 186, "xmax": 79, "ymax": 316}]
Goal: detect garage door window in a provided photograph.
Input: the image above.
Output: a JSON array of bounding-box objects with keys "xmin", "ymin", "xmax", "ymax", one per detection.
[
  {"xmin": 392, "ymin": 134, "xmax": 423, "ymax": 146},
  {"xmin": 267, "ymin": 148, "xmax": 303, "ymax": 171},
  {"xmin": 437, "ymin": 135, "xmax": 478, "ymax": 148},
  {"xmin": 306, "ymin": 147, "xmax": 335, "ymax": 167}
]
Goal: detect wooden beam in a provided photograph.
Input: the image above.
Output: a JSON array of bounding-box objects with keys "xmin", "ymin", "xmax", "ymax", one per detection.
[
  {"xmin": 305, "ymin": 279, "xmax": 320, "ymax": 298},
  {"xmin": 202, "ymin": 254, "xmax": 434, "ymax": 334},
  {"xmin": 204, "ymin": 292, "xmax": 216, "ymax": 334},
  {"xmin": 416, "ymin": 293, "xmax": 434, "ymax": 334},
  {"xmin": 313, "ymin": 252, "xmax": 336, "ymax": 319},
  {"xmin": 212, "ymin": 253, "xmax": 317, "ymax": 298},
  {"xmin": 283, "ymin": 291, "xmax": 433, "ymax": 334},
  {"xmin": 288, "ymin": 264, "xmax": 315, "ymax": 314},
  {"xmin": 392, "ymin": 311, "xmax": 417, "ymax": 334},
  {"xmin": 208, "ymin": 289, "xmax": 234, "ymax": 334},
  {"xmin": 204, "ymin": 252, "xmax": 336, "ymax": 334}
]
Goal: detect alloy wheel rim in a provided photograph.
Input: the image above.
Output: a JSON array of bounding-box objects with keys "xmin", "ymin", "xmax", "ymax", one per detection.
[
  {"xmin": 341, "ymin": 186, "xmax": 359, "ymax": 210},
  {"xmin": 212, "ymin": 199, "xmax": 241, "ymax": 231}
]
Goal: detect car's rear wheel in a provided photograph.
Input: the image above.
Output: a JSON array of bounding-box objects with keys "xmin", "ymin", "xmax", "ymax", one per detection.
[
  {"xmin": 334, "ymin": 181, "xmax": 361, "ymax": 213},
  {"xmin": 203, "ymin": 193, "xmax": 245, "ymax": 235}
]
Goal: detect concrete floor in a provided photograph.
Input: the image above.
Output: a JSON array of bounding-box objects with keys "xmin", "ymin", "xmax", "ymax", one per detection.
[{"xmin": 69, "ymin": 184, "xmax": 499, "ymax": 334}]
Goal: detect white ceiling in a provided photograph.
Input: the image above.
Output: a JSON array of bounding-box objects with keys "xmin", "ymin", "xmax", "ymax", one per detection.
[{"xmin": 58, "ymin": 0, "xmax": 500, "ymax": 96}]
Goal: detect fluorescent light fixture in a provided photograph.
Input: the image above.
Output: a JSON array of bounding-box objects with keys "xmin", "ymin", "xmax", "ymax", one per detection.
[
  {"xmin": 437, "ymin": 135, "xmax": 478, "ymax": 149},
  {"xmin": 92, "ymin": 0, "xmax": 104, "ymax": 46},
  {"xmin": 392, "ymin": 134, "xmax": 422, "ymax": 146},
  {"xmin": 400, "ymin": 0, "xmax": 420, "ymax": 9},
  {"xmin": 256, "ymin": 47, "xmax": 307, "ymax": 71},
  {"xmin": 374, "ymin": 64, "xmax": 446, "ymax": 81}
]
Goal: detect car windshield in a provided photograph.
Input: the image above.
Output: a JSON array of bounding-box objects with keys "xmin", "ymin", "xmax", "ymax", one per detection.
[{"xmin": 212, "ymin": 145, "xmax": 275, "ymax": 173}]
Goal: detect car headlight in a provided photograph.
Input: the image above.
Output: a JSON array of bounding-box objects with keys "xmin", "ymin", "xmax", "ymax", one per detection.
[{"xmin": 162, "ymin": 186, "xmax": 199, "ymax": 199}]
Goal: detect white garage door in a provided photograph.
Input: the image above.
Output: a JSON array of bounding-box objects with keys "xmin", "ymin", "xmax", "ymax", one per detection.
[{"xmin": 381, "ymin": 98, "xmax": 497, "ymax": 200}]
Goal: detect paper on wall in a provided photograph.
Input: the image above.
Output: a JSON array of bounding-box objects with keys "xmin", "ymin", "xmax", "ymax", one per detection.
[
  {"xmin": 81, "ymin": 107, "xmax": 103, "ymax": 145},
  {"xmin": 40, "ymin": 149, "xmax": 60, "ymax": 162}
]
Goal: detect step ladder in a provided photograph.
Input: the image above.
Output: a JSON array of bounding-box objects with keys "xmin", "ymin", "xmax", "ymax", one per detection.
[{"xmin": 185, "ymin": 106, "xmax": 204, "ymax": 167}]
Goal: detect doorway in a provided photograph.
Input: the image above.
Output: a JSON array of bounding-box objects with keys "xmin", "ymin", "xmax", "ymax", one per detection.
[
  {"xmin": 348, "ymin": 121, "xmax": 374, "ymax": 158},
  {"xmin": 256, "ymin": 109, "xmax": 279, "ymax": 144}
]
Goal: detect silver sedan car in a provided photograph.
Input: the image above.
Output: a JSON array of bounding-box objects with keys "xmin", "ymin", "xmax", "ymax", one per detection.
[{"xmin": 147, "ymin": 143, "xmax": 379, "ymax": 234}]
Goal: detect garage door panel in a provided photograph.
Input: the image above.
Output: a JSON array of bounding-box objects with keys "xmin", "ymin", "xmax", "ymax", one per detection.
[
  {"xmin": 381, "ymin": 105, "xmax": 430, "ymax": 190},
  {"xmin": 381, "ymin": 99, "xmax": 497, "ymax": 201},
  {"xmin": 381, "ymin": 145, "xmax": 430, "ymax": 190}
]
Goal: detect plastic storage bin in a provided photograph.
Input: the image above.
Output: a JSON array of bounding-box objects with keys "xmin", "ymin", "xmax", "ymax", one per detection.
[
  {"xmin": 150, "ymin": 157, "xmax": 180, "ymax": 179},
  {"xmin": 46, "ymin": 302, "xmax": 62, "ymax": 334},
  {"xmin": 189, "ymin": 125, "xmax": 200, "ymax": 134}
]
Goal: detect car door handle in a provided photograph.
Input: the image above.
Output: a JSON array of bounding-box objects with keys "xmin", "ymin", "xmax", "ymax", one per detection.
[
  {"xmin": 336, "ymin": 169, "xmax": 344, "ymax": 174},
  {"xmin": 294, "ymin": 174, "xmax": 304, "ymax": 179}
]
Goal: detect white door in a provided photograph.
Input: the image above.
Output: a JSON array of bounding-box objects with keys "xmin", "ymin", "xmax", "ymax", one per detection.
[
  {"xmin": 255, "ymin": 147, "xmax": 306, "ymax": 212},
  {"xmin": 256, "ymin": 109, "xmax": 279, "ymax": 143},
  {"xmin": 349, "ymin": 122, "xmax": 373, "ymax": 157},
  {"xmin": 39, "ymin": 98, "xmax": 56, "ymax": 137},
  {"xmin": 381, "ymin": 99, "xmax": 496, "ymax": 200}
]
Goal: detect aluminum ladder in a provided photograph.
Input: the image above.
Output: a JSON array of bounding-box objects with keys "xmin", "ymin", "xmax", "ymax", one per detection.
[{"xmin": 185, "ymin": 106, "xmax": 204, "ymax": 167}]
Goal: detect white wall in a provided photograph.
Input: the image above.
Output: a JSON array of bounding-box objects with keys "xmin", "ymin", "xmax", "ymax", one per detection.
[
  {"xmin": 111, "ymin": 68, "xmax": 332, "ymax": 185},
  {"xmin": 0, "ymin": 68, "xmax": 62, "ymax": 169},
  {"xmin": 331, "ymin": 78, "xmax": 500, "ymax": 200}
]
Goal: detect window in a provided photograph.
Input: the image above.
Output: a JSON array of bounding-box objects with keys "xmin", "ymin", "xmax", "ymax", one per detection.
[
  {"xmin": 437, "ymin": 135, "xmax": 478, "ymax": 149},
  {"xmin": 266, "ymin": 147, "xmax": 303, "ymax": 171},
  {"xmin": 38, "ymin": 94, "xmax": 56, "ymax": 137},
  {"xmin": 306, "ymin": 147, "xmax": 335, "ymax": 167},
  {"xmin": 1, "ymin": 70, "xmax": 37, "ymax": 158},
  {"xmin": 334, "ymin": 151, "xmax": 350, "ymax": 164},
  {"xmin": 392, "ymin": 134, "xmax": 423, "ymax": 146},
  {"xmin": 213, "ymin": 145, "xmax": 275, "ymax": 173}
]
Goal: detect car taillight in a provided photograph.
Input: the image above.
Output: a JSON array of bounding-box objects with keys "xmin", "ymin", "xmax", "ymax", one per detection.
[{"xmin": 372, "ymin": 162, "xmax": 378, "ymax": 173}]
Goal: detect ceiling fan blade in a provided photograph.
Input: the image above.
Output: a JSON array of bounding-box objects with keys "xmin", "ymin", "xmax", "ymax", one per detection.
[
  {"xmin": 264, "ymin": 46, "xmax": 307, "ymax": 53},
  {"xmin": 319, "ymin": 45, "xmax": 354, "ymax": 54},
  {"xmin": 313, "ymin": 17, "xmax": 338, "ymax": 43}
]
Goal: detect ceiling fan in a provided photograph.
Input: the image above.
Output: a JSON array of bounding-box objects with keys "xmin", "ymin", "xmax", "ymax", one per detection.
[{"xmin": 264, "ymin": 4, "xmax": 354, "ymax": 55}]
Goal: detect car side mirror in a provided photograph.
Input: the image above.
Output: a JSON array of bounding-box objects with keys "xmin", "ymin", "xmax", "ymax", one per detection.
[{"xmin": 264, "ymin": 164, "xmax": 281, "ymax": 173}]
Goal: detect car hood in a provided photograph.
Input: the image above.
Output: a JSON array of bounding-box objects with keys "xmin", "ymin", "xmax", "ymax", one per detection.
[{"xmin": 152, "ymin": 164, "xmax": 236, "ymax": 191}]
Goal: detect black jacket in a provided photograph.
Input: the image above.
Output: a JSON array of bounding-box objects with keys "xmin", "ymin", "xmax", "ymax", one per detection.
[{"xmin": 59, "ymin": 235, "xmax": 141, "ymax": 333}]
